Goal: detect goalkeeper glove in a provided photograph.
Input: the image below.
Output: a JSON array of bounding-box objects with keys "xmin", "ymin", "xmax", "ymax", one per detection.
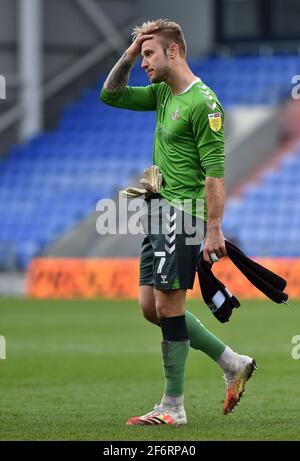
[
  {"xmin": 120, "ymin": 186, "xmax": 147, "ymax": 198},
  {"xmin": 120, "ymin": 165, "xmax": 163, "ymax": 198},
  {"xmin": 140, "ymin": 165, "xmax": 163, "ymax": 194}
]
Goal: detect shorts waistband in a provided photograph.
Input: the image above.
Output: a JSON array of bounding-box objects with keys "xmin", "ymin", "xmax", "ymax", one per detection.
[{"xmin": 145, "ymin": 192, "xmax": 162, "ymax": 202}]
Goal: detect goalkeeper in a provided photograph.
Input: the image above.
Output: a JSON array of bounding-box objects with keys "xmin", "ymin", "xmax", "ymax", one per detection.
[{"xmin": 100, "ymin": 19, "xmax": 256, "ymax": 425}]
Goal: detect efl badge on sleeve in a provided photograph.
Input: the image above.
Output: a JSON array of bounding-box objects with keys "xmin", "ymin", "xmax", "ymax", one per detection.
[{"xmin": 208, "ymin": 112, "xmax": 222, "ymax": 132}]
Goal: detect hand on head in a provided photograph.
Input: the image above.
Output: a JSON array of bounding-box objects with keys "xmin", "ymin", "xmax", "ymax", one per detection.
[{"xmin": 126, "ymin": 34, "xmax": 154, "ymax": 60}]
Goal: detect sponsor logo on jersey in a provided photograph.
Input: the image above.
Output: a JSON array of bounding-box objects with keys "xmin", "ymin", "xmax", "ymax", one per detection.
[
  {"xmin": 208, "ymin": 112, "xmax": 222, "ymax": 132},
  {"xmin": 161, "ymin": 275, "xmax": 168, "ymax": 284},
  {"xmin": 171, "ymin": 106, "xmax": 181, "ymax": 120}
]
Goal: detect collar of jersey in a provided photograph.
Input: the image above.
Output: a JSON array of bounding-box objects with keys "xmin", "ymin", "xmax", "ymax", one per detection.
[{"xmin": 176, "ymin": 77, "xmax": 201, "ymax": 96}]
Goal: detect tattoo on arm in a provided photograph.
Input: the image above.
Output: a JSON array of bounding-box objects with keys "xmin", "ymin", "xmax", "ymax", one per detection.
[{"xmin": 103, "ymin": 52, "xmax": 133, "ymax": 93}]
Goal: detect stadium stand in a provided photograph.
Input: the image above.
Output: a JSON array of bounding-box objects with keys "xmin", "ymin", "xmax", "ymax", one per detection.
[
  {"xmin": 223, "ymin": 144, "xmax": 300, "ymax": 257},
  {"xmin": 0, "ymin": 54, "xmax": 299, "ymax": 268}
]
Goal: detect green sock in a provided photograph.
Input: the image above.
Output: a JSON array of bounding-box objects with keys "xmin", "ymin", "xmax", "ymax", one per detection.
[
  {"xmin": 185, "ymin": 310, "xmax": 226, "ymax": 360},
  {"xmin": 162, "ymin": 340, "xmax": 189, "ymax": 396}
]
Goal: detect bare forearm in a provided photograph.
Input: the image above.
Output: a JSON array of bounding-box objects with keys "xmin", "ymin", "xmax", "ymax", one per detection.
[
  {"xmin": 203, "ymin": 177, "xmax": 226, "ymax": 262},
  {"xmin": 205, "ymin": 177, "xmax": 225, "ymax": 231},
  {"xmin": 103, "ymin": 33, "xmax": 154, "ymax": 93},
  {"xmin": 103, "ymin": 51, "xmax": 135, "ymax": 93}
]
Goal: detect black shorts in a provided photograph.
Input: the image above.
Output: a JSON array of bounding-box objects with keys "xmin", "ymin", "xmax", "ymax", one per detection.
[{"xmin": 139, "ymin": 194, "xmax": 206, "ymax": 290}]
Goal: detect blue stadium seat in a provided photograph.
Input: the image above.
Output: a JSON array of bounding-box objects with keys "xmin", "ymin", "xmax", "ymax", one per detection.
[
  {"xmin": 224, "ymin": 144, "xmax": 300, "ymax": 256},
  {"xmin": 1, "ymin": 53, "xmax": 300, "ymax": 267}
]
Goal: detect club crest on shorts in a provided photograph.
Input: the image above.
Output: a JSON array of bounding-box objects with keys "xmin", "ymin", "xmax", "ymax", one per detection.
[
  {"xmin": 171, "ymin": 106, "xmax": 181, "ymax": 120},
  {"xmin": 208, "ymin": 112, "xmax": 222, "ymax": 132}
]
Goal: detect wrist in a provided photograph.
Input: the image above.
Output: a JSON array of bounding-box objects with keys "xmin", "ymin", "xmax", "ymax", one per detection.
[
  {"xmin": 206, "ymin": 220, "xmax": 222, "ymax": 232},
  {"xmin": 124, "ymin": 50, "xmax": 137, "ymax": 64}
]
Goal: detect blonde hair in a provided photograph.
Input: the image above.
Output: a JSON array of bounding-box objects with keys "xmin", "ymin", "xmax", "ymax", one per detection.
[{"xmin": 132, "ymin": 19, "xmax": 187, "ymax": 58}]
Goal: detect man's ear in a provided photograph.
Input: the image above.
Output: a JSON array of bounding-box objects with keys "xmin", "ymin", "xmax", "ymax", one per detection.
[{"xmin": 167, "ymin": 43, "xmax": 178, "ymax": 59}]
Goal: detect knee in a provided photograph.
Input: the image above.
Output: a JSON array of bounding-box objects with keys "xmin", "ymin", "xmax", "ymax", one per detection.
[
  {"xmin": 155, "ymin": 299, "xmax": 172, "ymax": 319},
  {"xmin": 155, "ymin": 290, "xmax": 186, "ymax": 319},
  {"xmin": 139, "ymin": 300, "xmax": 159, "ymax": 325}
]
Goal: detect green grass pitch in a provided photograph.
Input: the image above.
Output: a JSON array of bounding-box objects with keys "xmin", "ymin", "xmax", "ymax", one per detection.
[{"xmin": 0, "ymin": 298, "xmax": 299, "ymax": 441}]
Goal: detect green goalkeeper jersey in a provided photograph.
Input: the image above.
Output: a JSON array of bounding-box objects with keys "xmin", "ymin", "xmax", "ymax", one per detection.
[{"xmin": 100, "ymin": 78, "xmax": 224, "ymax": 220}]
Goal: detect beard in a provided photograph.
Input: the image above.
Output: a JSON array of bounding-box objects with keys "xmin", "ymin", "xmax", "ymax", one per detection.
[
  {"xmin": 148, "ymin": 65, "xmax": 169, "ymax": 84},
  {"xmin": 150, "ymin": 75, "xmax": 164, "ymax": 84}
]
